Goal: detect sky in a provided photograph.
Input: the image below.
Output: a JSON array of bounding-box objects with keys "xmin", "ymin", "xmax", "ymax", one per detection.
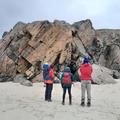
[{"xmin": 0, "ymin": 0, "xmax": 120, "ymax": 38}]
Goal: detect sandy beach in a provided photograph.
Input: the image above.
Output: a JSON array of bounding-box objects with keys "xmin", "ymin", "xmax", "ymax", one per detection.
[{"xmin": 0, "ymin": 80, "xmax": 120, "ymax": 120}]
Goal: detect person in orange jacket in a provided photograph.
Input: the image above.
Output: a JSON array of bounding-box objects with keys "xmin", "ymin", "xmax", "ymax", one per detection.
[
  {"xmin": 80, "ymin": 56, "xmax": 93, "ymax": 107},
  {"xmin": 43, "ymin": 64, "xmax": 54, "ymax": 102}
]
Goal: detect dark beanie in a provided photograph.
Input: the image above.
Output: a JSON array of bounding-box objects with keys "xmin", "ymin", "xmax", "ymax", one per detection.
[
  {"xmin": 50, "ymin": 64, "xmax": 53, "ymax": 69},
  {"xmin": 64, "ymin": 67, "xmax": 71, "ymax": 72},
  {"xmin": 83, "ymin": 56, "xmax": 89, "ymax": 64}
]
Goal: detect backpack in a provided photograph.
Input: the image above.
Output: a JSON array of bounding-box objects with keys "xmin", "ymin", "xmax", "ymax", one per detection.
[
  {"xmin": 43, "ymin": 69, "xmax": 49, "ymax": 80},
  {"xmin": 43, "ymin": 64, "xmax": 49, "ymax": 80},
  {"xmin": 62, "ymin": 72, "xmax": 72, "ymax": 84},
  {"xmin": 49, "ymin": 69, "xmax": 54, "ymax": 79}
]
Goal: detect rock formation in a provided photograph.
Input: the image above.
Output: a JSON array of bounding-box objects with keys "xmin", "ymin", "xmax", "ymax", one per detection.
[{"xmin": 0, "ymin": 19, "xmax": 120, "ymax": 84}]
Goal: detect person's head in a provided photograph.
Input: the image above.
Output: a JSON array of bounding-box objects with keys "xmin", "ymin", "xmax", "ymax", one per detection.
[
  {"xmin": 43, "ymin": 63, "xmax": 49, "ymax": 70},
  {"xmin": 64, "ymin": 66, "xmax": 71, "ymax": 72},
  {"xmin": 83, "ymin": 56, "xmax": 89, "ymax": 64},
  {"xmin": 50, "ymin": 64, "xmax": 53, "ymax": 69}
]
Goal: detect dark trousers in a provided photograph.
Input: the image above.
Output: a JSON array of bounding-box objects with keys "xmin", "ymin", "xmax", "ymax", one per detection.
[
  {"xmin": 45, "ymin": 83, "xmax": 53, "ymax": 101},
  {"xmin": 62, "ymin": 86, "xmax": 72, "ymax": 104}
]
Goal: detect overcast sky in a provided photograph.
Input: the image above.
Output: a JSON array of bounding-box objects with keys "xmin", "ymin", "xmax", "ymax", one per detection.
[{"xmin": 0, "ymin": 0, "xmax": 120, "ymax": 38}]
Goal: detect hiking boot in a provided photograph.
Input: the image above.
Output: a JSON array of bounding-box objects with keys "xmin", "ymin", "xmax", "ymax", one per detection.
[
  {"xmin": 69, "ymin": 98, "xmax": 72, "ymax": 105},
  {"xmin": 69, "ymin": 101, "xmax": 72, "ymax": 105},
  {"xmin": 48, "ymin": 99, "xmax": 52, "ymax": 102},
  {"xmin": 87, "ymin": 99, "xmax": 91, "ymax": 107},
  {"xmin": 62, "ymin": 101, "xmax": 65, "ymax": 105},
  {"xmin": 87, "ymin": 102, "xmax": 91, "ymax": 107},
  {"xmin": 81, "ymin": 102, "xmax": 85, "ymax": 107},
  {"xmin": 81, "ymin": 98, "xmax": 85, "ymax": 106}
]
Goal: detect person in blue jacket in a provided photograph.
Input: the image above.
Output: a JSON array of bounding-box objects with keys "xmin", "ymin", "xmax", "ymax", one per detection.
[{"xmin": 43, "ymin": 63, "xmax": 54, "ymax": 102}]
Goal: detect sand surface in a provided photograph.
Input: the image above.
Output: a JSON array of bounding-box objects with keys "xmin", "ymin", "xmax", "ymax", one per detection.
[{"xmin": 0, "ymin": 80, "xmax": 120, "ymax": 120}]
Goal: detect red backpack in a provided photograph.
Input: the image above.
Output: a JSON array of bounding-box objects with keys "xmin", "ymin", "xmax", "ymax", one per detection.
[
  {"xmin": 62, "ymin": 72, "xmax": 72, "ymax": 84},
  {"xmin": 49, "ymin": 69, "xmax": 54, "ymax": 79}
]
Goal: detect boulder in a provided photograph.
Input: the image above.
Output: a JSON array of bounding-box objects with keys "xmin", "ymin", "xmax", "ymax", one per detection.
[
  {"xmin": 13, "ymin": 74, "xmax": 33, "ymax": 86},
  {"xmin": 113, "ymin": 70, "xmax": 120, "ymax": 79},
  {"xmin": 92, "ymin": 64, "xmax": 116, "ymax": 84},
  {"xmin": 13, "ymin": 74, "xmax": 27, "ymax": 83},
  {"xmin": 20, "ymin": 80, "xmax": 33, "ymax": 87},
  {"xmin": 0, "ymin": 19, "xmax": 120, "ymax": 80},
  {"xmin": 96, "ymin": 29, "xmax": 120, "ymax": 69},
  {"xmin": 0, "ymin": 20, "xmax": 79, "ymax": 77},
  {"xmin": 0, "ymin": 73, "xmax": 13, "ymax": 82}
]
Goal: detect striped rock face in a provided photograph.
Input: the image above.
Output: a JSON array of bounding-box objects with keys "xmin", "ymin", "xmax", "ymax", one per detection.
[{"xmin": 0, "ymin": 19, "xmax": 120, "ymax": 81}]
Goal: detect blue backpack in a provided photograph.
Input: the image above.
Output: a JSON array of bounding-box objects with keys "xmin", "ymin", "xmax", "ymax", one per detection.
[{"xmin": 43, "ymin": 64, "xmax": 49, "ymax": 80}]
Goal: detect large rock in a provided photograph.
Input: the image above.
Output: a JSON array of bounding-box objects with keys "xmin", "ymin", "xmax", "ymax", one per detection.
[
  {"xmin": 92, "ymin": 64, "xmax": 116, "ymax": 84},
  {"xmin": 0, "ymin": 20, "xmax": 84, "ymax": 78},
  {"xmin": 13, "ymin": 74, "xmax": 33, "ymax": 86},
  {"xmin": 113, "ymin": 70, "xmax": 120, "ymax": 79},
  {"xmin": 0, "ymin": 73, "xmax": 13, "ymax": 82},
  {"xmin": 13, "ymin": 74, "xmax": 26, "ymax": 83},
  {"xmin": 20, "ymin": 80, "xmax": 33, "ymax": 87},
  {"xmin": 96, "ymin": 29, "xmax": 120, "ymax": 69},
  {"xmin": 0, "ymin": 19, "xmax": 120, "ymax": 81}
]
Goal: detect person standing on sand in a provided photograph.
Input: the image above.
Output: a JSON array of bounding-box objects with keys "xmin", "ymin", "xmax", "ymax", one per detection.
[
  {"xmin": 60, "ymin": 66, "xmax": 74, "ymax": 105},
  {"xmin": 43, "ymin": 63, "xmax": 54, "ymax": 102},
  {"xmin": 80, "ymin": 56, "xmax": 93, "ymax": 107}
]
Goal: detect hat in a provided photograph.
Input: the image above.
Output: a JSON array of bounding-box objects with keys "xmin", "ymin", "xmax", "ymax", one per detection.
[
  {"xmin": 83, "ymin": 56, "xmax": 89, "ymax": 64},
  {"xmin": 43, "ymin": 63, "xmax": 49, "ymax": 69},
  {"xmin": 64, "ymin": 67, "xmax": 71, "ymax": 72},
  {"xmin": 50, "ymin": 64, "xmax": 53, "ymax": 69}
]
